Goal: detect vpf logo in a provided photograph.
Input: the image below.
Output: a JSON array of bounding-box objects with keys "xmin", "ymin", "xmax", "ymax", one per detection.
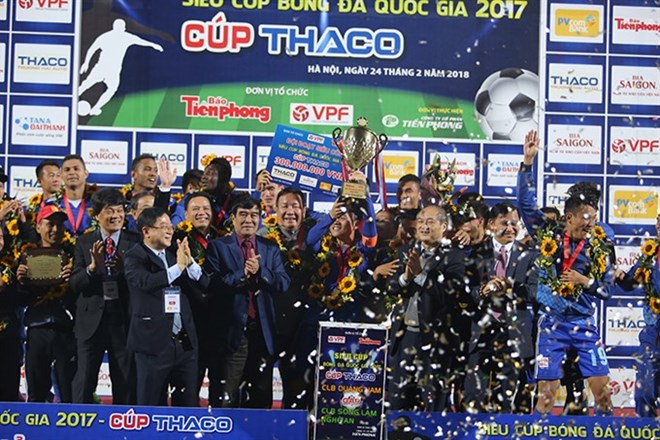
[
  {"xmin": 18, "ymin": 0, "xmax": 33, "ymax": 9},
  {"xmin": 14, "ymin": 117, "xmax": 31, "ymax": 131},
  {"xmin": 291, "ymin": 105, "xmax": 309, "ymax": 122},
  {"xmin": 612, "ymin": 139, "xmax": 626, "ymax": 153}
]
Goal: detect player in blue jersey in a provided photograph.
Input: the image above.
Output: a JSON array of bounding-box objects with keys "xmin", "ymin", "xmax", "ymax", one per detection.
[
  {"xmin": 615, "ymin": 213, "xmax": 660, "ymax": 417},
  {"xmin": 517, "ymin": 130, "xmax": 614, "ymax": 416}
]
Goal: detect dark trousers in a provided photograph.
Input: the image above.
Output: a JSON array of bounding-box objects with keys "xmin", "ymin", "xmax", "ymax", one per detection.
[
  {"xmin": 73, "ymin": 301, "xmax": 135, "ymax": 404},
  {"xmin": 26, "ymin": 325, "xmax": 76, "ymax": 403},
  {"xmin": 209, "ymin": 320, "xmax": 275, "ymax": 408},
  {"xmin": 134, "ymin": 336, "xmax": 198, "ymax": 407},
  {"xmin": 463, "ymin": 349, "xmax": 519, "ymax": 413},
  {"xmin": 0, "ymin": 331, "xmax": 22, "ymax": 401},
  {"xmin": 387, "ymin": 329, "xmax": 436, "ymax": 411}
]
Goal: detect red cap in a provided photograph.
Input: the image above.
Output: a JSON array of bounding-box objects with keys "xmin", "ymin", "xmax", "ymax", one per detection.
[{"xmin": 36, "ymin": 205, "xmax": 68, "ymax": 224}]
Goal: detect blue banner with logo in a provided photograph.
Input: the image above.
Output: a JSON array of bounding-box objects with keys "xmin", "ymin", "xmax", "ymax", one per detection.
[
  {"xmin": 313, "ymin": 322, "xmax": 388, "ymax": 440},
  {"xmin": 386, "ymin": 412, "xmax": 660, "ymax": 439},
  {"xmin": 267, "ymin": 124, "xmax": 344, "ymax": 197},
  {"xmin": 0, "ymin": 403, "xmax": 307, "ymax": 439}
]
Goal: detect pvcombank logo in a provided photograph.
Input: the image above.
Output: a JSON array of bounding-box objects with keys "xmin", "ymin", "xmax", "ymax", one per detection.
[{"xmin": 550, "ymin": 4, "xmax": 604, "ymax": 43}]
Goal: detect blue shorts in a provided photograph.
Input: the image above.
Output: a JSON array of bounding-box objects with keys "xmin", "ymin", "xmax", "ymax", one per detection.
[{"xmin": 535, "ymin": 314, "xmax": 609, "ymax": 380}]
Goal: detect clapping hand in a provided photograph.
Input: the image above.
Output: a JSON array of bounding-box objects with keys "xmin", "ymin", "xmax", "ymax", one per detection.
[{"xmin": 244, "ymin": 248, "xmax": 261, "ymax": 277}]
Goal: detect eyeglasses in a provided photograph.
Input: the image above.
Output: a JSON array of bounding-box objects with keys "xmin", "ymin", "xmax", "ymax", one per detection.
[{"xmin": 150, "ymin": 224, "xmax": 174, "ymax": 231}]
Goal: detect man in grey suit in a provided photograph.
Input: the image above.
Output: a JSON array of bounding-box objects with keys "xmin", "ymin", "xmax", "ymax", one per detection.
[
  {"xmin": 70, "ymin": 188, "xmax": 139, "ymax": 404},
  {"xmin": 463, "ymin": 201, "xmax": 537, "ymax": 414}
]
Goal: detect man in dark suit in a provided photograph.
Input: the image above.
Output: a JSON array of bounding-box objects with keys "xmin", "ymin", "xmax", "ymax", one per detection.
[
  {"xmin": 386, "ymin": 205, "xmax": 468, "ymax": 412},
  {"xmin": 463, "ymin": 201, "xmax": 537, "ymax": 414},
  {"xmin": 124, "ymin": 206, "xmax": 207, "ymax": 407},
  {"xmin": 205, "ymin": 196, "xmax": 290, "ymax": 408},
  {"xmin": 70, "ymin": 188, "xmax": 139, "ymax": 404}
]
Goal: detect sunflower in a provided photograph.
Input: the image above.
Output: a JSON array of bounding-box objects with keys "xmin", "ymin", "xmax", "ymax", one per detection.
[
  {"xmin": 307, "ymin": 283, "xmax": 324, "ymax": 300},
  {"xmin": 5, "ymin": 219, "xmax": 19, "ymax": 236},
  {"xmin": 338, "ymin": 276, "xmax": 357, "ymax": 294},
  {"xmin": 265, "ymin": 232, "xmax": 282, "ymax": 247},
  {"xmin": 324, "ymin": 291, "xmax": 345, "ymax": 310},
  {"xmin": 540, "ymin": 238, "xmax": 558, "ymax": 257},
  {"xmin": 201, "ymin": 153, "xmax": 217, "ymax": 168},
  {"xmin": 557, "ymin": 283, "xmax": 574, "ymax": 298},
  {"xmin": 1, "ymin": 273, "xmax": 9, "ymax": 284},
  {"xmin": 597, "ymin": 255, "xmax": 607, "ymax": 275},
  {"xmin": 641, "ymin": 239, "xmax": 658, "ymax": 257},
  {"xmin": 318, "ymin": 262, "xmax": 331, "ymax": 278},
  {"xmin": 29, "ymin": 193, "xmax": 42, "ymax": 206},
  {"xmin": 287, "ymin": 248, "xmax": 301, "ymax": 266},
  {"xmin": 177, "ymin": 221, "xmax": 193, "ymax": 233},
  {"xmin": 264, "ymin": 215, "xmax": 278, "ymax": 227},
  {"xmin": 650, "ymin": 297, "xmax": 660, "ymax": 315},
  {"xmin": 119, "ymin": 183, "xmax": 133, "ymax": 197},
  {"xmin": 321, "ymin": 235, "xmax": 332, "ymax": 252},
  {"xmin": 592, "ymin": 225, "xmax": 606, "ymax": 240},
  {"xmin": 347, "ymin": 252, "xmax": 362, "ymax": 268},
  {"xmin": 634, "ymin": 268, "xmax": 651, "ymax": 285}
]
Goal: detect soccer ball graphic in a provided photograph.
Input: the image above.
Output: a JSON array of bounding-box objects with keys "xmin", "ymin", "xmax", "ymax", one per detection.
[{"xmin": 474, "ymin": 68, "xmax": 539, "ymax": 142}]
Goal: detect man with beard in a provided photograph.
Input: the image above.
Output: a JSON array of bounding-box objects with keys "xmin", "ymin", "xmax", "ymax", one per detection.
[
  {"xmin": 59, "ymin": 155, "xmax": 94, "ymax": 236},
  {"xmin": 462, "ymin": 202, "xmax": 536, "ymax": 414},
  {"xmin": 517, "ymin": 130, "xmax": 614, "ymax": 416},
  {"xmin": 386, "ymin": 205, "xmax": 468, "ymax": 411},
  {"xmin": 70, "ymin": 188, "xmax": 139, "ymax": 404},
  {"xmin": 258, "ymin": 187, "xmax": 315, "ymax": 408},
  {"xmin": 205, "ymin": 197, "xmax": 290, "ymax": 408}
]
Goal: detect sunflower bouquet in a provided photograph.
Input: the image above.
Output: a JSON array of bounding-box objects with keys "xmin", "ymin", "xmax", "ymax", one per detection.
[
  {"xmin": 634, "ymin": 238, "xmax": 660, "ymax": 314},
  {"xmin": 534, "ymin": 224, "xmax": 611, "ymax": 301},
  {"xmin": 263, "ymin": 215, "xmax": 302, "ymax": 268},
  {"xmin": 307, "ymin": 234, "xmax": 363, "ymax": 310}
]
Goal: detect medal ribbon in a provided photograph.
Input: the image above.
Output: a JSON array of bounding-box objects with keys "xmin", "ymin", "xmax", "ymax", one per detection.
[
  {"xmin": 63, "ymin": 194, "xmax": 85, "ymax": 234},
  {"xmin": 562, "ymin": 234, "xmax": 585, "ymax": 273}
]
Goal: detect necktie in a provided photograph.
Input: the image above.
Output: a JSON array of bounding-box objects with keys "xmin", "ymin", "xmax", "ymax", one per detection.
[
  {"xmin": 241, "ymin": 240, "xmax": 257, "ymax": 320},
  {"xmin": 496, "ymin": 246, "xmax": 508, "ymax": 278},
  {"xmin": 104, "ymin": 237, "xmax": 115, "ymax": 275},
  {"xmin": 159, "ymin": 251, "xmax": 182, "ymax": 335}
]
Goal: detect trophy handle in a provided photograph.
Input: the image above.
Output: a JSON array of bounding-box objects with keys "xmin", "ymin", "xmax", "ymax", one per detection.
[
  {"xmin": 376, "ymin": 133, "xmax": 388, "ymax": 155},
  {"xmin": 332, "ymin": 127, "xmax": 343, "ymax": 149}
]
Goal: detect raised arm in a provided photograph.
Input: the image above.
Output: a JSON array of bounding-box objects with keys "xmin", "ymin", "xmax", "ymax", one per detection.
[{"xmin": 517, "ymin": 130, "xmax": 546, "ymax": 240}]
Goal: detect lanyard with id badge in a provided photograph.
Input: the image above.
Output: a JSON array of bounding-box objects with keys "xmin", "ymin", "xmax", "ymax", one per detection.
[{"xmin": 164, "ymin": 286, "xmax": 182, "ymax": 315}]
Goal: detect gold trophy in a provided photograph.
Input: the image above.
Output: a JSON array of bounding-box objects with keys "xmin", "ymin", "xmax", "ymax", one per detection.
[{"xmin": 332, "ymin": 117, "xmax": 388, "ymax": 199}]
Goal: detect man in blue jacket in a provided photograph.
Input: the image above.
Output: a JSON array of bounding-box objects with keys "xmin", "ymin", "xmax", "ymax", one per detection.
[
  {"xmin": 205, "ymin": 196, "xmax": 290, "ymax": 409},
  {"xmin": 517, "ymin": 130, "xmax": 615, "ymax": 416}
]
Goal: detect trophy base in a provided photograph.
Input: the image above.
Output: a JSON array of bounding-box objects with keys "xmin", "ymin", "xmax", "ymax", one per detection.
[{"xmin": 341, "ymin": 181, "xmax": 367, "ymax": 199}]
